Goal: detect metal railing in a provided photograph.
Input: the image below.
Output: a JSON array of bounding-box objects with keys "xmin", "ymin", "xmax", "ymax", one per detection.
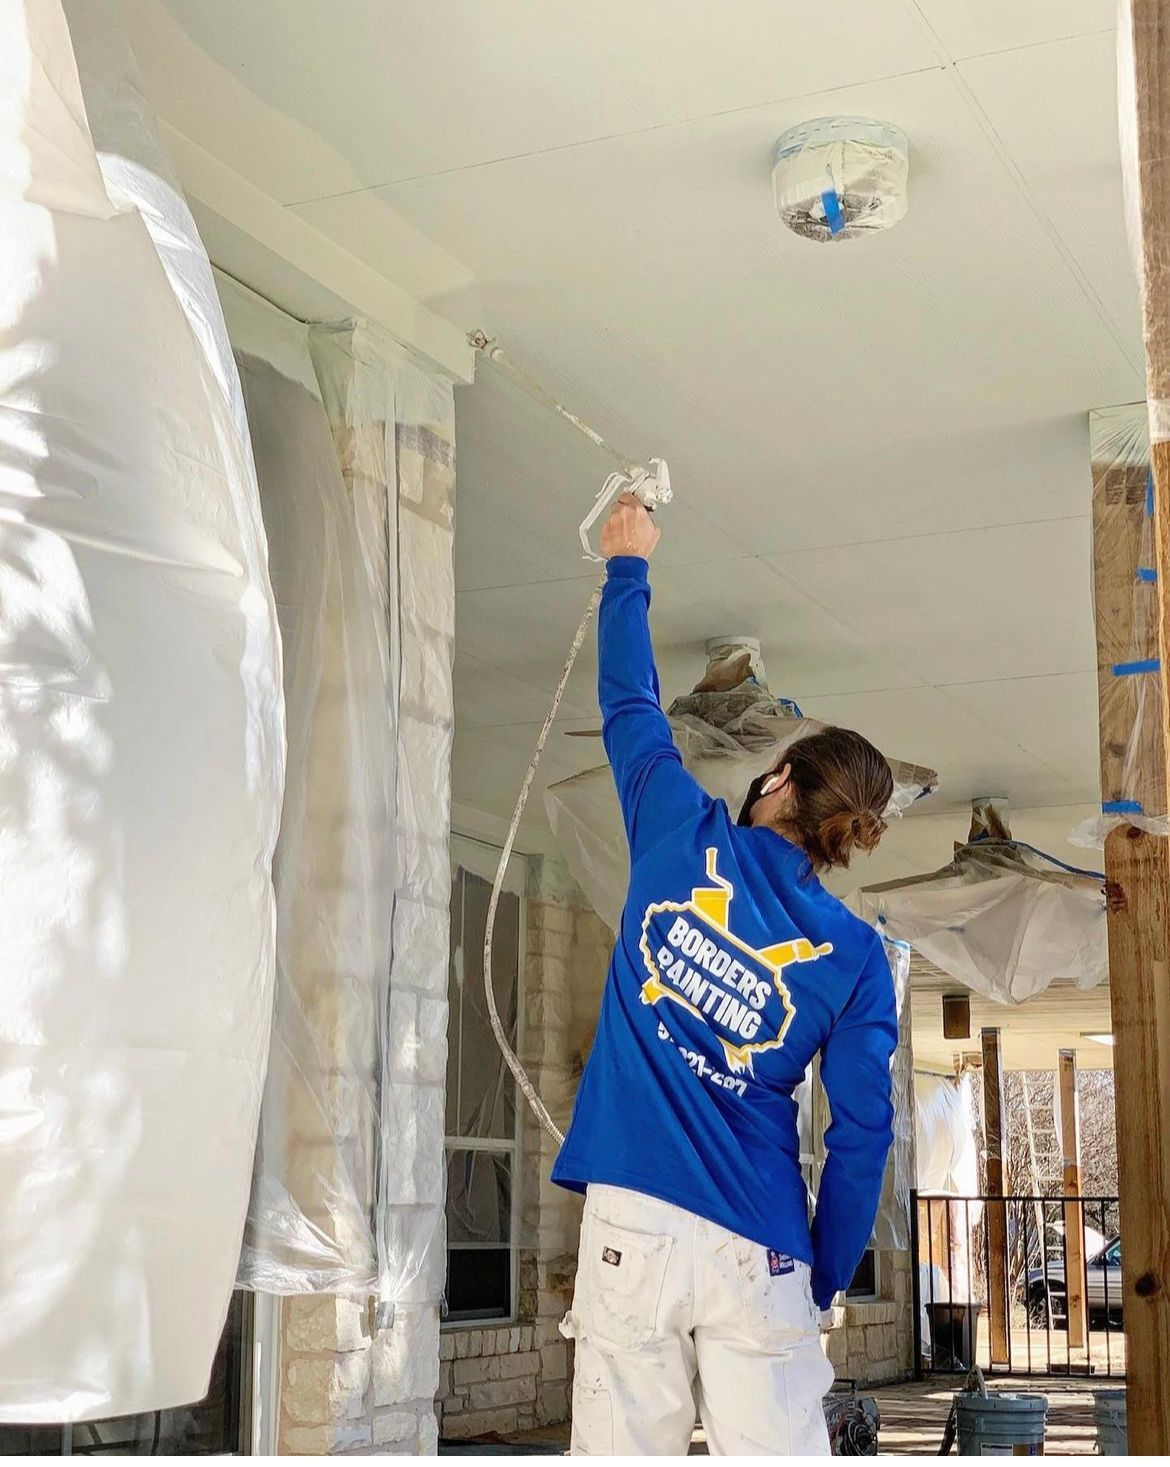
[{"xmin": 911, "ymin": 1191, "xmax": 1124, "ymax": 1381}]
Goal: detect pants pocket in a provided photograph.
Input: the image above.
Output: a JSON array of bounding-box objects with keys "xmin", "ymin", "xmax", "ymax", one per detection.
[
  {"xmin": 731, "ymin": 1239, "xmax": 819, "ymax": 1352},
  {"xmin": 574, "ymin": 1208, "xmax": 672, "ymax": 1351},
  {"xmin": 570, "ymin": 1383, "xmax": 614, "ymax": 1455}
]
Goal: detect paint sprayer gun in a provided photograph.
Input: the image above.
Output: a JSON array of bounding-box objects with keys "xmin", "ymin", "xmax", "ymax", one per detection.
[{"xmin": 578, "ymin": 458, "xmax": 672, "ymax": 562}]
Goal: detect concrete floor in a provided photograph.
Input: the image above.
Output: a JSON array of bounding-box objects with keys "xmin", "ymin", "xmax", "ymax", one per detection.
[{"xmin": 441, "ymin": 1375, "xmax": 1113, "ymax": 1455}]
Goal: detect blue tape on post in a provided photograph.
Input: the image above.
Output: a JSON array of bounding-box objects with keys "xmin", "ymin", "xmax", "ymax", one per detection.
[
  {"xmin": 1138, "ymin": 566, "xmax": 1158, "ymax": 583},
  {"xmin": 1112, "ymin": 658, "xmax": 1161, "ymax": 675},
  {"xmin": 821, "ymin": 188, "xmax": 845, "ymax": 236},
  {"xmin": 1147, "ymin": 470, "xmax": 1155, "ymax": 518},
  {"xmin": 1103, "ymin": 799, "xmax": 1144, "ymax": 814}
]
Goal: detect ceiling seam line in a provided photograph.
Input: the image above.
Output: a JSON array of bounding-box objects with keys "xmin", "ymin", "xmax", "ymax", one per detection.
[
  {"xmin": 279, "ymin": 63, "xmax": 947, "ymax": 205},
  {"xmin": 944, "ymin": 72, "xmax": 1145, "ymax": 378}
]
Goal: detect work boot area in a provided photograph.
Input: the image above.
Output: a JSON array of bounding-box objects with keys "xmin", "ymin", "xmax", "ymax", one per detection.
[
  {"xmin": 3, "ymin": 0, "xmax": 1169, "ymax": 1459},
  {"xmin": 441, "ymin": 1379, "xmax": 1104, "ymax": 1456}
]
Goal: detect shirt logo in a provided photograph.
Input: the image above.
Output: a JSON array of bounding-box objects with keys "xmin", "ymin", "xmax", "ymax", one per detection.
[
  {"xmin": 638, "ymin": 847, "xmax": 832, "ymax": 1075},
  {"xmin": 767, "ymin": 1249, "xmax": 795, "ymax": 1277},
  {"xmin": 601, "ymin": 1246, "xmax": 622, "ymax": 1267}
]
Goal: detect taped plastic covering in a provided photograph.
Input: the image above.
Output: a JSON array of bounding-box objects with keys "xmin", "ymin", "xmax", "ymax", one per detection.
[
  {"xmin": 796, "ymin": 931, "xmax": 911, "ymax": 1253},
  {"xmin": 872, "ymin": 933, "xmax": 913, "ymax": 1251},
  {"xmin": 850, "ymin": 799, "xmax": 1107, "ymax": 1005},
  {"xmin": 0, "ymin": 0, "xmax": 283, "ymax": 1421},
  {"xmin": 309, "ymin": 321, "xmax": 456, "ymax": 1321},
  {"xmin": 915, "ymin": 1073, "xmax": 982, "ymax": 1310},
  {"xmin": 546, "ymin": 640, "xmax": 937, "ymax": 932},
  {"xmin": 213, "ymin": 277, "xmax": 392, "ymax": 1293},
  {"xmin": 773, "ymin": 116, "xmax": 909, "ymax": 242},
  {"xmin": 1074, "ymin": 404, "xmax": 1168, "ymax": 845}
]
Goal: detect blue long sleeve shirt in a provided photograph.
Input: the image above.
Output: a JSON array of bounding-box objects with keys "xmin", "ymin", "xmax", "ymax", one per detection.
[{"xmin": 551, "ymin": 557, "xmax": 898, "ymax": 1308}]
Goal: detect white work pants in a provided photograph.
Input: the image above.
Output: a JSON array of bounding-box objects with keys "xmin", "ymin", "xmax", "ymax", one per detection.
[{"xmin": 562, "ymin": 1184, "xmax": 834, "ymax": 1455}]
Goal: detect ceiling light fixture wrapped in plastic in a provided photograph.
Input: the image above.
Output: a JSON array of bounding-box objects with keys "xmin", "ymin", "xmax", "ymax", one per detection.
[
  {"xmin": 773, "ymin": 116, "xmax": 909, "ymax": 242},
  {"xmin": 546, "ymin": 639, "xmax": 937, "ymax": 933},
  {"xmin": 848, "ymin": 799, "xmax": 1108, "ymax": 1006}
]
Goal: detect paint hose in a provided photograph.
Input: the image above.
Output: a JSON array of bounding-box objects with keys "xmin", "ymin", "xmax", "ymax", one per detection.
[
  {"xmin": 469, "ymin": 330, "xmax": 665, "ymax": 1149},
  {"xmin": 481, "ymin": 577, "xmax": 602, "ymax": 1148}
]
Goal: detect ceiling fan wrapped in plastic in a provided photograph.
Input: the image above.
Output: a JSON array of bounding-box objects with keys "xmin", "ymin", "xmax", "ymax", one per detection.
[
  {"xmin": 547, "ymin": 639, "xmax": 939, "ymax": 932},
  {"xmin": 846, "ymin": 798, "xmax": 1108, "ymax": 1005}
]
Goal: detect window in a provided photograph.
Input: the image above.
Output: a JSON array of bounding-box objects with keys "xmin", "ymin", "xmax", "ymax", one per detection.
[
  {"xmin": 846, "ymin": 1249, "xmax": 880, "ymax": 1301},
  {"xmin": 444, "ymin": 838, "xmax": 525, "ymax": 1324}
]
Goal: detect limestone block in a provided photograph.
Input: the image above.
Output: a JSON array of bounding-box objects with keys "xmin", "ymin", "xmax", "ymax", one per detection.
[
  {"xmin": 373, "ymin": 1409, "xmax": 419, "ymax": 1445},
  {"xmin": 284, "ymin": 1295, "xmax": 368, "ymax": 1354},
  {"xmin": 283, "ymin": 1352, "xmax": 370, "ymax": 1424},
  {"xmin": 466, "ymin": 1376, "xmax": 538, "ymax": 1412},
  {"xmin": 281, "ymin": 1422, "xmax": 373, "ymax": 1454},
  {"xmin": 372, "ymin": 1307, "xmax": 440, "ymax": 1407}
]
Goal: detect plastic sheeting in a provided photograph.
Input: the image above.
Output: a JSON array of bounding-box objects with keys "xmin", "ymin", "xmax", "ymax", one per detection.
[
  {"xmin": 546, "ymin": 643, "xmax": 937, "ymax": 934},
  {"xmin": 219, "ymin": 279, "xmax": 392, "ymax": 1294},
  {"xmin": 0, "ymin": 0, "xmax": 283, "ymax": 1422},
  {"xmin": 915, "ymin": 1073, "xmax": 982, "ymax": 1310},
  {"xmin": 772, "ymin": 116, "xmax": 909, "ymax": 242},
  {"xmin": 849, "ymin": 814, "xmax": 1107, "ymax": 1005},
  {"xmin": 310, "ymin": 321, "xmax": 455, "ymax": 1322}
]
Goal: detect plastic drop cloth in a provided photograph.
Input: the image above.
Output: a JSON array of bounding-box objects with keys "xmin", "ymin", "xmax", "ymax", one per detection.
[
  {"xmin": 0, "ymin": 0, "xmax": 283, "ymax": 1422},
  {"xmin": 1073, "ymin": 403, "xmax": 1167, "ymax": 845},
  {"xmin": 849, "ymin": 807, "xmax": 1107, "ymax": 1006},
  {"xmin": 546, "ymin": 644, "xmax": 937, "ymax": 934},
  {"xmin": 915, "ymin": 1073, "xmax": 982, "ymax": 1311},
  {"xmin": 214, "ymin": 277, "xmax": 393, "ymax": 1294},
  {"xmin": 310, "ymin": 321, "xmax": 456, "ymax": 1322}
]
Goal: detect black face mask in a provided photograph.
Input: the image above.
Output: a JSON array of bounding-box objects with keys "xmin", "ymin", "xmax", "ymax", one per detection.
[{"xmin": 737, "ymin": 771, "xmax": 771, "ymax": 827}]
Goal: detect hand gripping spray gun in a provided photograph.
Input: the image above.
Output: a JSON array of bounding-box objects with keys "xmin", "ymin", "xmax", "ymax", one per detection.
[
  {"xmin": 468, "ymin": 330, "xmax": 670, "ymax": 1144},
  {"xmin": 577, "ymin": 458, "xmax": 672, "ymax": 561}
]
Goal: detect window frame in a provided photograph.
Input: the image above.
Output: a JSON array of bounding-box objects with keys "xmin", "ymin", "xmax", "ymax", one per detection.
[
  {"xmin": 443, "ymin": 832, "xmax": 527, "ymax": 1329},
  {"xmin": 845, "ymin": 1247, "xmax": 882, "ymax": 1303}
]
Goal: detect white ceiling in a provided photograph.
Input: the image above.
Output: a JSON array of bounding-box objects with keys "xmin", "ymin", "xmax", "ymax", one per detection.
[{"xmin": 129, "ymin": 0, "xmax": 1142, "ymax": 892}]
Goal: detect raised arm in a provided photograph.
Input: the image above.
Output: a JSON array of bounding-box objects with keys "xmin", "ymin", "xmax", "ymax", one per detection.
[
  {"xmin": 598, "ymin": 497, "xmax": 710, "ymax": 858},
  {"xmin": 809, "ymin": 938, "xmax": 899, "ymax": 1309}
]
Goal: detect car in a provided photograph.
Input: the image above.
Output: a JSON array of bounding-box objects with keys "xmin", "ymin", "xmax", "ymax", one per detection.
[{"xmin": 1024, "ymin": 1235, "xmax": 1122, "ymax": 1327}]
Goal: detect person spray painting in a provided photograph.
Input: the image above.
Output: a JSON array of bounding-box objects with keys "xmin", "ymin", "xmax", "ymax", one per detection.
[{"xmin": 553, "ymin": 495, "xmax": 898, "ymax": 1455}]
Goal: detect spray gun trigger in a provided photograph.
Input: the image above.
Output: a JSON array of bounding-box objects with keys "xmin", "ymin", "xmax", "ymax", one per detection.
[{"xmin": 578, "ymin": 458, "xmax": 672, "ymax": 561}]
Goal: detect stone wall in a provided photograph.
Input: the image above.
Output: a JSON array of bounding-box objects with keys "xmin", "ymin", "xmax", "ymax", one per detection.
[
  {"xmin": 278, "ymin": 1298, "xmax": 440, "ymax": 1454},
  {"xmin": 437, "ymin": 858, "xmax": 610, "ymax": 1440},
  {"xmin": 821, "ymin": 1249, "xmax": 915, "ymax": 1387}
]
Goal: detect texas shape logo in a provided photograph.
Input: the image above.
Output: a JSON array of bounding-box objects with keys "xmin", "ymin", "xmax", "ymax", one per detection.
[{"xmin": 638, "ymin": 847, "xmax": 833, "ymax": 1075}]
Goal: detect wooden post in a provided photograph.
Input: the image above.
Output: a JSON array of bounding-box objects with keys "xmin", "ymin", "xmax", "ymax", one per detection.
[
  {"xmin": 981, "ymin": 1027, "xmax": 1010, "ymax": 1367},
  {"xmin": 1099, "ymin": 2, "xmax": 1170, "ymax": 1452},
  {"xmin": 1058, "ymin": 1051, "xmax": 1088, "ymax": 1352}
]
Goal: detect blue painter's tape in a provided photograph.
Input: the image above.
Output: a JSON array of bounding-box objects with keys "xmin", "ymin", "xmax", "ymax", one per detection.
[
  {"xmin": 1103, "ymin": 799, "xmax": 1143, "ymax": 814},
  {"xmin": 821, "ymin": 187, "xmax": 845, "ymax": 236},
  {"xmin": 1138, "ymin": 566, "xmax": 1158, "ymax": 582},
  {"xmin": 1112, "ymin": 657, "xmax": 1161, "ymax": 675},
  {"xmin": 1147, "ymin": 470, "xmax": 1155, "ymax": 518}
]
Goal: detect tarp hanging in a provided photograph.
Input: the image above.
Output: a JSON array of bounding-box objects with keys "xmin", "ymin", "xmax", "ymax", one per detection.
[
  {"xmin": 220, "ymin": 277, "xmax": 393, "ymax": 1294},
  {"xmin": 547, "ymin": 641, "xmax": 938, "ymax": 933},
  {"xmin": 849, "ymin": 800, "xmax": 1107, "ymax": 1005},
  {"xmin": 310, "ymin": 321, "xmax": 456, "ymax": 1321},
  {"xmin": 0, "ymin": 0, "xmax": 283, "ymax": 1421}
]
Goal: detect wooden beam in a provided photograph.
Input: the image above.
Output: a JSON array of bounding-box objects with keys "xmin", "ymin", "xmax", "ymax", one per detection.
[
  {"xmin": 1101, "ymin": 2, "xmax": 1170, "ymax": 1453},
  {"xmin": 981, "ymin": 1027, "xmax": 1010, "ymax": 1367},
  {"xmin": 1058, "ymin": 1050, "xmax": 1088, "ymax": 1352}
]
